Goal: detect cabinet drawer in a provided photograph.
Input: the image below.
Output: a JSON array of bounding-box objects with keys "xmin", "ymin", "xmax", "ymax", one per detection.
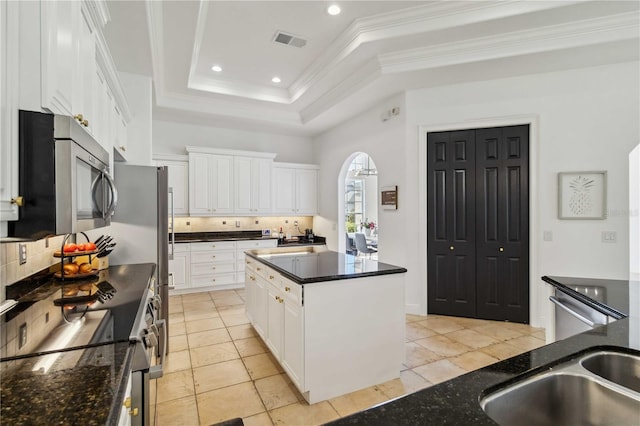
[
  {"xmin": 253, "ymin": 262, "xmax": 274, "ymax": 281},
  {"xmin": 236, "ymin": 239, "xmax": 278, "ymax": 250},
  {"xmin": 190, "ymin": 241, "xmax": 236, "ymax": 252},
  {"xmin": 191, "ymin": 251, "xmax": 235, "ymax": 264},
  {"xmin": 244, "ymin": 256, "xmax": 259, "ymax": 271},
  {"xmin": 191, "ymin": 272, "xmax": 236, "ymax": 287},
  {"xmin": 281, "ymin": 279, "xmax": 302, "ymax": 305},
  {"xmin": 173, "ymin": 243, "xmax": 190, "ymax": 253},
  {"xmin": 191, "ymin": 262, "xmax": 235, "ymax": 276}
]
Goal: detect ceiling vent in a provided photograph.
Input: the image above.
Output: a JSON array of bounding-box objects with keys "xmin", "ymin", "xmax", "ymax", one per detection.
[{"xmin": 273, "ymin": 31, "xmax": 307, "ymax": 48}]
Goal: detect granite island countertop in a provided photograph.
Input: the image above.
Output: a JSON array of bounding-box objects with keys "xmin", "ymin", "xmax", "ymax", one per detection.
[
  {"xmin": 245, "ymin": 248, "xmax": 407, "ymax": 284},
  {"xmin": 0, "ymin": 263, "xmax": 156, "ymax": 426},
  {"xmin": 326, "ymin": 276, "xmax": 640, "ymax": 425}
]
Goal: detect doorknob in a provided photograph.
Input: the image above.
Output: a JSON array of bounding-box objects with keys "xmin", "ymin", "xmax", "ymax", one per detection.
[{"xmin": 499, "ymin": 247, "xmax": 504, "ymax": 252}]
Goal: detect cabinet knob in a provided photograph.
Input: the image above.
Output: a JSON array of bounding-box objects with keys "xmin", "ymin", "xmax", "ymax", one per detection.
[
  {"xmin": 82, "ymin": 119, "xmax": 89, "ymax": 127},
  {"xmin": 499, "ymin": 247, "xmax": 504, "ymax": 252},
  {"xmin": 129, "ymin": 408, "xmax": 139, "ymax": 417},
  {"xmin": 257, "ymin": 267, "xmax": 261, "ymax": 271},
  {"xmin": 449, "ymin": 246, "xmax": 454, "ymax": 251},
  {"xmin": 123, "ymin": 397, "xmax": 131, "ymax": 408},
  {"xmin": 120, "ymin": 145, "xmax": 126, "ymax": 151},
  {"xmin": 74, "ymin": 113, "xmax": 84, "ymax": 121},
  {"xmin": 250, "ymin": 276, "xmax": 255, "ymax": 281},
  {"xmin": 269, "ymin": 275, "xmax": 275, "ymax": 280},
  {"xmin": 10, "ymin": 196, "xmax": 24, "ymax": 207},
  {"xmin": 285, "ymin": 286, "xmax": 290, "ymax": 292},
  {"xmin": 212, "ymin": 278, "xmax": 216, "ymax": 282},
  {"xmin": 212, "ymin": 255, "xmax": 216, "ymax": 258},
  {"xmin": 212, "ymin": 266, "xmax": 216, "ymax": 270}
]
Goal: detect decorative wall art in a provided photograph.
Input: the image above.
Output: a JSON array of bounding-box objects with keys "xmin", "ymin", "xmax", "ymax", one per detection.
[
  {"xmin": 558, "ymin": 171, "xmax": 607, "ymax": 219},
  {"xmin": 381, "ymin": 185, "xmax": 398, "ymax": 210}
]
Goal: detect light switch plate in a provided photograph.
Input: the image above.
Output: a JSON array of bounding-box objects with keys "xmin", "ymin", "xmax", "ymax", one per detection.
[{"xmin": 602, "ymin": 231, "xmax": 617, "ymax": 243}]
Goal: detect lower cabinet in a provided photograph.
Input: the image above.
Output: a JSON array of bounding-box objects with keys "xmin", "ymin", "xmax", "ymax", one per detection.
[
  {"xmin": 169, "ymin": 244, "xmax": 190, "ymax": 292},
  {"xmin": 245, "ymin": 254, "xmax": 405, "ymax": 404},
  {"xmin": 169, "ymin": 239, "xmax": 277, "ymax": 294},
  {"xmin": 245, "ymin": 258, "xmax": 305, "ymax": 391}
]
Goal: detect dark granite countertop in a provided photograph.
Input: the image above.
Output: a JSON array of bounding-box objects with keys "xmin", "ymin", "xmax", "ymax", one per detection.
[
  {"xmin": 1, "ymin": 263, "xmax": 155, "ymax": 425},
  {"xmin": 326, "ymin": 276, "xmax": 640, "ymax": 425},
  {"xmin": 246, "ymin": 249, "xmax": 407, "ymax": 284},
  {"xmin": 174, "ymin": 231, "xmax": 326, "ymax": 247}
]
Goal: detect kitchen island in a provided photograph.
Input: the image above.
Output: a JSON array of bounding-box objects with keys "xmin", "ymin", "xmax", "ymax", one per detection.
[
  {"xmin": 244, "ymin": 247, "xmax": 407, "ymax": 403},
  {"xmin": 327, "ymin": 276, "xmax": 640, "ymax": 425}
]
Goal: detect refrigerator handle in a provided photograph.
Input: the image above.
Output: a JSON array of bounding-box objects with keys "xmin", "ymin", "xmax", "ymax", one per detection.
[{"xmin": 169, "ymin": 187, "xmax": 175, "ymax": 260}]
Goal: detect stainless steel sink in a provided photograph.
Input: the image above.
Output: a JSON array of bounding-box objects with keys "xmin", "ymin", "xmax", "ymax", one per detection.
[
  {"xmin": 480, "ymin": 349, "xmax": 640, "ymax": 426},
  {"xmin": 581, "ymin": 351, "xmax": 640, "ymax": 393}
]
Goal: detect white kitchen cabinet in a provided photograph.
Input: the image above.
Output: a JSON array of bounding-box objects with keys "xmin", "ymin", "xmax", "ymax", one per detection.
[
  {"xmin": 281, "ymin": 283, "xmax": 304, "ymax": 389},
  {"xmin": 236, "ymin": 239, "xmax": 278, "ymax": 279},
  {"xmin": 154, "ymin": 156, "xmax": 189, "ymax": 216},
  {"xmin": 190, "ymin": 241, "xmax": 236, "ymax": 289},
  {"xmin": 169, "ymin": 244, "xmax": 190, "ymax": 292},
  {"xmin": 266, "ymin": 282, "xmax": 284, "ymax": 359},
  {"xmin": 188, "ymin": 153, "xmax": 234, "ymax": 215},
  {"xmin": 0, "ymin": 0, "xmax": 19, "ymax": 226},
  {"xmin": 71, "ymin": 4, "xmax": 96, "ymax": 135},
  {"xmin": 245, "ymin": 254, "xmax": 405, "ymax": 404},
  {"xmin": 234, "ymin": 156, "xmax": 274, "ymax": 214},
  {"xmin": 272, "ymin": 163, "xmax": 319, "ymax": 215},
  {"xmin": 41, "ymin": 0, "xmax": 78, "ymax": 116}
]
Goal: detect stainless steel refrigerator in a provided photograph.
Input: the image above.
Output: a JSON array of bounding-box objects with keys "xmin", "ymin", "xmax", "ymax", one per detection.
[{"xmin": 110, "ymin": 164, "xmax": 171, "ymax": 352}]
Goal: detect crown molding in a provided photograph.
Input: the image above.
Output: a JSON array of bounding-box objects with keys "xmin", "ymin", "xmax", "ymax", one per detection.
[
  {"xmin": 146, "ymin": 0, "xmax": 165, "ymax": 97},
  {"xmin": 379, "ymin": 12, "xmax": 640, "ymax": 74},
  {"xmin": 288, "ymin": 0, "xmax": 583, "ymax": 103},
  {"xmin": 155, "ymin": 90, "xmax": 302, "ymax": 127},
  {"xmin": 300, "ymin": 58, "xmax": 381, "ymax": 124}
]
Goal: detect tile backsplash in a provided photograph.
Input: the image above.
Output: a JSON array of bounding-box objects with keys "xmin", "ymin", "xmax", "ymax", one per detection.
[
  {"xmin": 172, "ymin": 216, "xmax": 314, "ymax": 235},
  {"xmin": 1, "ymin": 235, "xmax": 66, "ymax": 304}
]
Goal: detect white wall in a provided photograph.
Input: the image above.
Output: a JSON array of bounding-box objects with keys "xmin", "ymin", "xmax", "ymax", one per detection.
[
  {"xmin": 312, "ymin": 61, "xmax": 639, "ymax": 328},
  {"xmin": 120, "ymin": 72, "xmax": 153, "ymax": 165},
  {"xmin": 152, "ymin": 119, "xmax": 314, "ymax": 163}
]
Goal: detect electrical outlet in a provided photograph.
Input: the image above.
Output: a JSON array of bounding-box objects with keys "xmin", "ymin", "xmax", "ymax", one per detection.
[
  {"xmin": 294, "ymin": 220, "xmax": 298, "ymax": 227},
  {"xmin": 235, "ymin": 221, "xmax": 240, "ymax": 227},
  {"xmin": 19, "ymin": 243, "xmax": 27, "ymax": 265},
  {"xmin": 222, "ymin": 221, "xmax": 226, "ymax": 225},
  {"xmin": 602, "ymin": 231, "xmax": 617, "ymax": 243},
  {"xmin": 19, "ymin": 323, "xmax": 27, "ymax": 349}
]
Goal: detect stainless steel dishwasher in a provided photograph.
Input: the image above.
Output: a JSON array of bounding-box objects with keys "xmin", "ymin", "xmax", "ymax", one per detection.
[{"xmin": 550, "ymin": 289, "xmax": 616, "ymax": 340}]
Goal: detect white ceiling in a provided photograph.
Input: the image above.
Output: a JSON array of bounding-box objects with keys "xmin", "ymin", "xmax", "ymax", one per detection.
[{"xmin": 103, "ymin": 1, "xmax": 640, "ymax": 136}]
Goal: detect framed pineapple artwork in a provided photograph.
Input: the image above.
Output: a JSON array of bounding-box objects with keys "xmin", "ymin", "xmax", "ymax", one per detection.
[{"xmin": 558, "ymin": 171, "xmax": 607, "ymax": 219}]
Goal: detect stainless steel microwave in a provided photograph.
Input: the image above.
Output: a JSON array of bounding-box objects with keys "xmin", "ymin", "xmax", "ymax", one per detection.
[{"xmin": 8, "ymin": 110, "xmax": 117, "ymax": 239}]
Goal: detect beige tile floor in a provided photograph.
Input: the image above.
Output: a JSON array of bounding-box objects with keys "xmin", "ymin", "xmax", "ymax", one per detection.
[{"xmin": 153, "ymin": 289, "xmax": 545, "ymax": 426}]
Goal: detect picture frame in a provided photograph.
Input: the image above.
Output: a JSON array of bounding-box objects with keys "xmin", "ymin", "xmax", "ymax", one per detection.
[
  {"xmin": 558, "ymin": 171, "xmax": 607, "ymax": 219},
  {"xmin": 381, "ymin": 185, "xmax": 398, "ymax": 210}
]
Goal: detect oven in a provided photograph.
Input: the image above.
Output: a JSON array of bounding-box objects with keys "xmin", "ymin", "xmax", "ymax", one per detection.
[{"xmin": 127, "ymin": 284, "xmax": 166, "ymax": 426}]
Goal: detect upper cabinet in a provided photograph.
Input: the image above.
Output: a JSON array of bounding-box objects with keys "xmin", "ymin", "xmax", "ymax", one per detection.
[
  {"xmin": 273, "ymin": 163, "xmax": 319, "ymax": 215},
  {"xmin": 187, "ymin": 147, "xmax": 278, "ymax": 217},
  {"xmin": 188, "ymin": 152, "xmax": 234, "ymax": 216},
  {"xmin": 234, "ymin": 156, "xmax": 275, "ymax": 215},
  {"xmin": 155, "ymin": 155, "xmax": 189, "ymax": 217}
]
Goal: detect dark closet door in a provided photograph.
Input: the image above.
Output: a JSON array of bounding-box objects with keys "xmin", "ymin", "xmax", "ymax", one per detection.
[
  {"xmin": 427, "ymin": 130, "xmax": 477, "ymax": 317},
  {"xmin": 475, "ymin": 125, "xmax": 529, "ymax": 322}
]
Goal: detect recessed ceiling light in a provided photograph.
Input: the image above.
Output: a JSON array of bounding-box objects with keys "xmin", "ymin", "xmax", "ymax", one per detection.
[
  {"xmin": 271, "ymin": 76, "xmax": 281, "ymax": 84},
  {"xmin": 211, "ymin": 65, "xmax": 222, "ymax": 72},
  {"xmin": 327, "ymin": 4, "xmax": 341, "ymax": 16}
]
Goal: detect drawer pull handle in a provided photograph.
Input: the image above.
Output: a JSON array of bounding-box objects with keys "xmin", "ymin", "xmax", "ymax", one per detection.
[
  {"xmin": 285, "ymin": 286, "xmax": 290, "ymax": 292},
  {"xmin": 257, "ymin": 267, "xmax": 261, "ymax": 271},
  {"xmin": 269, "ymin": 275, "xmax": 275, "ymax": 280}
]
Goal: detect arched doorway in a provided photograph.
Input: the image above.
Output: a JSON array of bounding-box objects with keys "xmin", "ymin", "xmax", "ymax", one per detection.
[{"xmin": 339, "ymin": 153, "xmax": 378, "ymax": 259}]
